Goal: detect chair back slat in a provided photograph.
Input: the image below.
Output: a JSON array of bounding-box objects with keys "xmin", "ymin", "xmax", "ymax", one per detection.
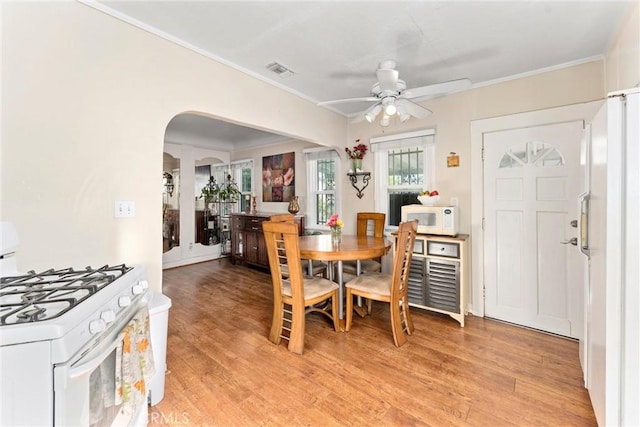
[
  {"xmin": 269, "ymin": 213, "xmax": 295, "ymax": 223},
  {"xmin": 356, "ymin": 212, "xmax": 385, "ymax": 238},
  {"xmin": 391, "ymin": 221, "xmax": 418, "ymax": 300},
  {"xmin": 263, "ymin": 221, "xmax": 305, "ymax": 306}
]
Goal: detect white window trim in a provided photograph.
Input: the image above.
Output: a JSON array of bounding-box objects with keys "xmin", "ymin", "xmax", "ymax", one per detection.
[
  {"xmin": 371, "ymin": 129, "xmax": 436, "ymax": 230},
  {"xmin": 304, "ymin": 148, "xmax": 341, "ymax": 230}
]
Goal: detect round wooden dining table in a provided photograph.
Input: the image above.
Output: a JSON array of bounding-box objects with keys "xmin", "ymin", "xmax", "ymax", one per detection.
[{"xmin": 298, "ymin": 234, "xmax": 392, "ymax": 320}]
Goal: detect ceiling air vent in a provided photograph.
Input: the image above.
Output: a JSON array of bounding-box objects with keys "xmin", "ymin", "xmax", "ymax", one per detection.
[{"xmin": 266, "ymin": 62, "xmax": 295, "ymax": 78}]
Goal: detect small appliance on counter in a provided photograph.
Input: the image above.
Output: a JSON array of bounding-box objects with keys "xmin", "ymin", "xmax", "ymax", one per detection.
[{"xmin": 401, "ymin": 205, "xmax": 459, "ymax": 236}]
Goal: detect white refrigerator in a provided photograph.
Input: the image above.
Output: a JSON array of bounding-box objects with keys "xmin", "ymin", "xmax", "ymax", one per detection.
[{"xmin": 585, "ymin": 87, "xmax": 639, "ymax": 426}]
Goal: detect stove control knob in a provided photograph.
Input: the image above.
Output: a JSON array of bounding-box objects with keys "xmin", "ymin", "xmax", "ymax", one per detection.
[
  {"xmin": 118, "ymin": 296, "xmax": 131, "ymax": 307},
  {"xmin": 139, "ymin": 280, "xmax": 149, "ymax": 290},
  {"xmin": 89, "ymin": 319, "xmax": 107, "ymax": 334},
  {"xmin": 132, "ymin": 284, "xmax": 144, "ymax": 295},
  {"xmin": 100, "ymin": 310, "xmax": 116, "ymax": 324}
]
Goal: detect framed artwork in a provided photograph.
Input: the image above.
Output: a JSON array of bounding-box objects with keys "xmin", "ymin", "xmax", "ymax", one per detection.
[{"xmin": 262, "ymin": 152, "xmax": 295, "ymax": 202}]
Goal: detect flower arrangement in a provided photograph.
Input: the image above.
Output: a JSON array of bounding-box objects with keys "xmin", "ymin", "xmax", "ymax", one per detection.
[
  {"xmin": 327, "ymin": 213, "xmax": 343, "ymax": 245},
  {"xmin": 326, "ymin": 213, "xmax": 344, "ymax": 229},
  {"xmin": 345, "ymin": 139, "xmax": 368, "ymax": 160}
]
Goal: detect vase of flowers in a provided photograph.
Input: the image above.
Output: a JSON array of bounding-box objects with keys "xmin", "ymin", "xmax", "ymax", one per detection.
[
  {"xmin": 327, "ymin": 213, "xmax": 344, "ymax": 246},
  {"xmin": 345, "ymin": 139, "xmax": 368, "ymax": 172}
]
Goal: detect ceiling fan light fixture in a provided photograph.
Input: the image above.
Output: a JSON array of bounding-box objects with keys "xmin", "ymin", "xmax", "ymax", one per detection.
[
  {"xmin": 380, "ymin": 114, "xmax": 390, "ymax": 127},
  {"xmin": 382, "ymin": 97, "xmax": 397, "ymax": 116},
  {"xmin": 364, "ymin": 103, "xmax": 382, "ymax": 123}
]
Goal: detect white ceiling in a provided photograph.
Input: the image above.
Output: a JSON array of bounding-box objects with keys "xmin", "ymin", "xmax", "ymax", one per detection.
[{"xmin": 94, "ymin": 0, "xmax": 632, "ymax": 149}]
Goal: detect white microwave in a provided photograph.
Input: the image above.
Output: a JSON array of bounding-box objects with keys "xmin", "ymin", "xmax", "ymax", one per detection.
[{"xmin": 401, "ymin": 205, "xmax": 459, "ymax": 236}]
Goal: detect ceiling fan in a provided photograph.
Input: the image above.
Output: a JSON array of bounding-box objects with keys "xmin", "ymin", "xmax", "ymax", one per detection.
[{"xmin": 317, "ymin": 60, "xmax": 471, "ymax": 126}]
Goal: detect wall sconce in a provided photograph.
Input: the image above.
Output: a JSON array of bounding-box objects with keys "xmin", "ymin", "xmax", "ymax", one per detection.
[
  {"xmin": 347, "ymin": 171, "xmax": 371, "ymax": 199},
  {"xmin": 447, "ymin": 152, "xmax": 460, "ymax": 168}
]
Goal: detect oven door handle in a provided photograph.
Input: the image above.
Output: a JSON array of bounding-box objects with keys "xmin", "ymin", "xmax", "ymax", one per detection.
[{"xmin": 69, "ymin": 332, "xmax": 124, "ymax": 379}]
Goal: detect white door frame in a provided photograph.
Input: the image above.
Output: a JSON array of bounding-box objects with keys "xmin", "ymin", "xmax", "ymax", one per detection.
[{"xmin": 469, "ymin": 100, "xmax": 603, "ymax": 317}]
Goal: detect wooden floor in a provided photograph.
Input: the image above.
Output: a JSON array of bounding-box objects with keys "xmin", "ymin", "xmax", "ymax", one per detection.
[{"xmin": 149, "ymin": 259, "xmax": 596, "ymax": 426}]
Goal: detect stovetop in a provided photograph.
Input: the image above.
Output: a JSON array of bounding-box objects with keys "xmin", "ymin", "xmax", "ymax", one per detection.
[{"xmin": 0, "ymin": 264, "xmax": 132, "ymax": 326}]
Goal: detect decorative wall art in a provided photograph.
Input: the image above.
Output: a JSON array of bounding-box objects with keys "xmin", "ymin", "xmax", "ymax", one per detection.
[
  {"xmin": 447, "ymin": 152, "xmax": 460, "ymax": 167},
  {"xmin": 262, "ymin": 152, "xmax": 295, "ymax": 202}
]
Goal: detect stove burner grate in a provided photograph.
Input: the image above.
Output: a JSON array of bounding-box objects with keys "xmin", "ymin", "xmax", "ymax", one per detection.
[
  {"xmin": 0, "ymin": 264, "xmax": 132, "ymax": 325},
  {"xmin": 16, "ymin": 305, "xmax": 46, "ymax": 322}
]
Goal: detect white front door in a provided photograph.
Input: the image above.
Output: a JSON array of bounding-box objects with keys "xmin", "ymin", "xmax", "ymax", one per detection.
[{"xmin": 483, "ymin": 121, "xmax": 584, "ymax": 337}]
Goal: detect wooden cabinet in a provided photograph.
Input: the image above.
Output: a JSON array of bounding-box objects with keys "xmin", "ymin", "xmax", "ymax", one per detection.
[
  {"xmin": 231, "ymin": 213, "xmax": 305, "ymax": 268},
  {"xmin": 394, "ymin": 233, "xmax": 469, "ymax": 326}
]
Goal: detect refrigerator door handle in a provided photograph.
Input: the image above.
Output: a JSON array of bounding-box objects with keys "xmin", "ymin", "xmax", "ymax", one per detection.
[{"xmin": 578, "ymin": 192, "xmax": 590, "ymax": 257}]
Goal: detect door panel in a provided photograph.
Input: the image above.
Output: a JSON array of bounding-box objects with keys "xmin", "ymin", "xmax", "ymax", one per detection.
[
  {"xmin": 496, "ymin": 210, "xmax": 524, "ymax": 310},
  {"xmin": 484, "ymin": 121, "xmax": 583, "ymax": 337}
]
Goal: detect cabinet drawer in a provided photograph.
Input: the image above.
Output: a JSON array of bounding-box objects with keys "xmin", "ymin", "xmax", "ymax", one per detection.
[
  {"xmin": 232, "ymin": 217, "xmax": 245, "ymax": 230},
  {"xmin": 427, "ymin": 241, "xmax": 459, "ymax": 259},
  {"xmin": 247, "ymin": 217, "xmax": 265, "ymax": 232}
]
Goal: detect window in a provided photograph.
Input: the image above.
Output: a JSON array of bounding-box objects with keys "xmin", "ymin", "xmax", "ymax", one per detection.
[
  {"xmin": 499, "ymin": 141, "xmax": 565, "ymax": 168},
  {"xmin": 232, "ymin": 159, "xmax": 253, "ymax": 212},
  {"xmin": 372, "ymin": 129, "xmax": 436, "ymax": 229},
  {"xmin": 304, "ymin": 148, "xmax": 341, "ymax": 228}
]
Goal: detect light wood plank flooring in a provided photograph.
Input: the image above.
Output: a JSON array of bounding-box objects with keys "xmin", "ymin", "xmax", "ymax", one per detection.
[{"xmin": 149, "ymin": 259, "xmax": 596, "ymax": 426}]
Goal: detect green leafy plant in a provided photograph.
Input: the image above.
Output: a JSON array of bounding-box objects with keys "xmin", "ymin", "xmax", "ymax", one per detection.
[
  {"xmin": 200, "ymin": 177, "xmax": 219, "ymax": 203},
  {"xmin": 218, "ymin": 175, "xmax": 241, "ymax": 202}
]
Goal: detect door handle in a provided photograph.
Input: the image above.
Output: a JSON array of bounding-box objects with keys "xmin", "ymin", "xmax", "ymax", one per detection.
[
  {"xmin": 560, "ymin": 237, "xmax": 578, "ymax": 246},
  {"xmin": 578, "ymin": 192, "xmax": 590, "ymax": 257}
]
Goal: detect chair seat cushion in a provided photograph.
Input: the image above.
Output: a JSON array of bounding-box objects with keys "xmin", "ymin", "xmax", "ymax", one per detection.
[
  {"xmin": 342, "ymin": 259, "xmax": 381, "ymax": 275},
  {"xmin": 345, "ymin": 272, "xmax": 391, "ymax": 297},
  {"xmin": 283, "ymin": 276, "xmax": 338, "ymax": 300}
]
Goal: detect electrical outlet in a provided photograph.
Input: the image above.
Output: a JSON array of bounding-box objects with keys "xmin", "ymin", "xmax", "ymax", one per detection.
[
  {"xmin": 114, "ymin": 201, "xmax": 135, "ymax": 218},
  {"xmin": 450, "ymin": 197, "xmax": 459, "ymax": 207}
]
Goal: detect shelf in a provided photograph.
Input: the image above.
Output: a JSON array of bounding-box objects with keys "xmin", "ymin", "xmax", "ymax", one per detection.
[{"xmin": 346, "ymin": 171, "xmax": 371, "ymax": 199}]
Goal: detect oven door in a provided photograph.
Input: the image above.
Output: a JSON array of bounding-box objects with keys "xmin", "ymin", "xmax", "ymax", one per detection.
[{"xmin": 53, "ymin": 307, "xmax": 149, "ymax": 427}]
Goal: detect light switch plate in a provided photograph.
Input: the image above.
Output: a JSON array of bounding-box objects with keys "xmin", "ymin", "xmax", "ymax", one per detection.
[
  {"xmin": 450, "ymin": 197, "xmax": 459, "ymax": 207},
  {"xmin": 114, "ymin": 201, "xmax": 135, "ymax": 218}
]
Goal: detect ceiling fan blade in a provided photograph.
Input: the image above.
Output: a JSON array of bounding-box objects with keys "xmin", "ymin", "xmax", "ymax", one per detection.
[
  {"xmin": 376, "ymin": 68, "xmax": 399, "ymax": 93},
  {"xmin": 317, "ymin": 96, "xmax": 378, "ymax": 106},
  {"xmin": 401, "ymin": 78, "xmax": 472, "ymax": 99},
  {"xmin": 397, "ymin": 99, "xmax": 432, "ymax": 119}
]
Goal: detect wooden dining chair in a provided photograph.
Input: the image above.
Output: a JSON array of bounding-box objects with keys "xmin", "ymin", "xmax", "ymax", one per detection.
[
  {"xmin": 263, "ymin": 220, "xmax": 340, "ymax": 354},
  {"xmin": 268, "ymin": 214, "xmax": 327, "ymax": 278},
  {"xmin": 342, "ymin": 212, "xmax": 386, "ymax": 275},
  {"xmin": 345, "ymin": 220, "xmax": 418, "ymax": 347}
]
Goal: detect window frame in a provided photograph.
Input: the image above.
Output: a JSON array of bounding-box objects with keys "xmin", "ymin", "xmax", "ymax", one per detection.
[
  {"xmin": 304, "ymin": 148, "xmax": 341, "ymax": 230},
  {"xmin": 231, "ymin": 159, "xmax": 253, "ymax": 212},
  {"xmin": 371, "ymin": 129, "xmax": 436, "ymax": 231}
]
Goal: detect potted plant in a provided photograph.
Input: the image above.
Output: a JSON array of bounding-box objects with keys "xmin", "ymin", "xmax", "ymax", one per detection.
[
  {"xmin": 345, "ymin": 139, "xmax": 368, "ymax": 172},
  {"xmin": 200, "ymin": 177, "xmax": 219, "ymax": 208},
  {"xmin": 219, "ymin": 174, "xmax": 241, "ymax": 202}
]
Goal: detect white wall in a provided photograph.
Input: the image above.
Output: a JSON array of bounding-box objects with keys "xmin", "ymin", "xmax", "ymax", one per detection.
[
  {"xmin": 605, "ymin": 1, "xmax": 640, "ymax": 92},
  {"xmin": 1, "ymin": 2, "xmax": 346, "ymax": 290}
]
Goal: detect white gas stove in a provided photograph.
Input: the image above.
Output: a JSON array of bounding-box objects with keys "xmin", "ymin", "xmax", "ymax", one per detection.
[{"xmin": 0, "ymin": 222, "xmax": 156, "ymax": 426}]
